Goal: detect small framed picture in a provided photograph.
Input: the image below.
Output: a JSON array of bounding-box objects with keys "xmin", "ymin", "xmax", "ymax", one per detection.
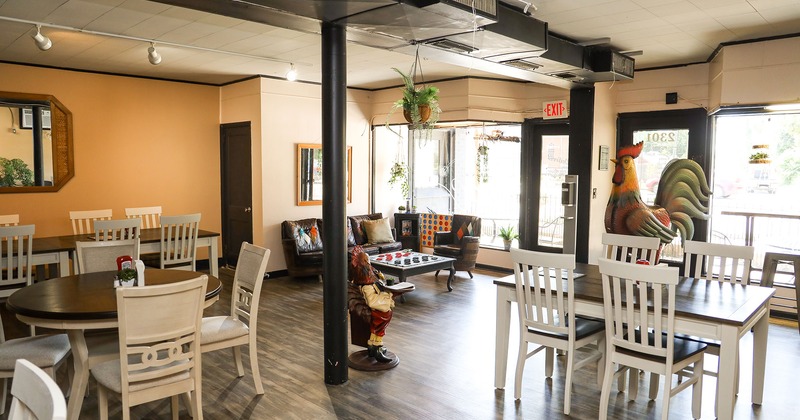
[
  {"xmin": 20, "ymin": 108, "xmax": 51, "ymax": 130},
  {"xmin": 401, "ymin": 220, "xmax": 412, "ymax": 236},
  {"xmin": 598, "ymin": 145, "xmax": 610, "ymax": 171}
]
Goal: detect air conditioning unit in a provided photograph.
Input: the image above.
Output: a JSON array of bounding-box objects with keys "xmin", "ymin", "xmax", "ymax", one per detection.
[{"xmin": 588, "ymin": 47, "xmax": 635, "ymax": 80}]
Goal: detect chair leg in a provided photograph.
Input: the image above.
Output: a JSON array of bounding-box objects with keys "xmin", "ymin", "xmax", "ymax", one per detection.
[
  {"xmin": 233, "ymin": 347, "xmax": 245, "ymax": 377},
  {"xmin": 599, "ymin": 357, "xmax": 615, "ymax": 420},
  {"xmin": 249, "ymin": 338, "xmax": 264, "ymax": 395},
  {"xmin": 563, "ymin": 345, "xmax": 575, "ymax": 415},
  {"xmin": 467, "ymin": 271, "xmax": 473, "ymax": 279},
  {"xmin": 545, "ymin": 347, "xmax": 555, "ymax": 377},
  {"xmin": 628, "ymin": 368, "xmax": 639, "ymax": 401},
  {"xmin": 171, "ymin": 395, "xmax": 180, "ymax": 420},
  {"xmin": 434, "ymin": 270, "xmax": 440, "ymax": 278},
  {"xmin": 182, "ymin": 392, "xmax": 194, "ymax": 418},
  {"xmin": 97, "ymin": 385, "xmax": 109, "ymax": 420},
  {"xmin": 692, "ymin": 358, "xmax": 704, "ymax": 419},
  {"xmin": 597, "ymin": 336, "xmax": 606, "ymax": 387},
  {"xmin": 0, "ymin": 378, "xmax": 7, "ymax": 416},
  {"xmin": 660, "ymin": 370, "xmax": 671, "ymax": 420},
  {"xmin": 649, "ymin": 373, "xmax": 660, "ymax": 400},
  {"xmin": 192, "ymin": 389, "xmax": 203, "ymax": 420},
  {"xmin": 513, "ymin": 340, "xmax": 527, "ymax": 400}
]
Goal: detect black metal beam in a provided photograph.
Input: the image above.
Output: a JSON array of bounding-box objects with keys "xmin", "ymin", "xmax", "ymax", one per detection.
[{"xmin": 321, "ymin": 21, "xmax": 349, "ymax": 385}]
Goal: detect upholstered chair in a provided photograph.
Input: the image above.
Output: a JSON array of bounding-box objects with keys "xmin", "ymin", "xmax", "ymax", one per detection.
[{"xmin": 433, "ymin": 214, "xmax": 482, "ymax": 278}]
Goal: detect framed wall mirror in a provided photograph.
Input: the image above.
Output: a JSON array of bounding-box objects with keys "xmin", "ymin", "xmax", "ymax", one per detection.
[
  {"xmin": 0, "ymin": 91, "xmax": 74, "ymax": 193},
  {"xmin": 296, "ymin": 143, "xmax": 352, "ymax": 206}
]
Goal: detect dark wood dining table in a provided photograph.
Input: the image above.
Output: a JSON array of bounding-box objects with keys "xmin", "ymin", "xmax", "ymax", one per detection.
[
  {"xmin": 493, "ymin": 263, "xmax": 775, "ymax": 420},
  {"xmin": 29, "ymin": 227, "xmax": 221, "ymax": 278},
  {"xmin": 6, "ymin": 269, "xmax": 222, "ymax": 420}
]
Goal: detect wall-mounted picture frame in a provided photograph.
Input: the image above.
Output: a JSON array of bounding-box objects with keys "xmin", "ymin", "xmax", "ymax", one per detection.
[
  {"xmin": 598, "ymin": 145, "xmax": 610, "ymax": 171},
  {"xmin": 20, "ymin": 108, "xmax": 51, "ymax": 130}
]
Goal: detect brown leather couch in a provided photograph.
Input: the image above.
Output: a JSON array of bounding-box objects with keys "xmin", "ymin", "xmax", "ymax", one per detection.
[{"xmin": 281, "ymin": 213, "xmax": 403, "ymax": 278}]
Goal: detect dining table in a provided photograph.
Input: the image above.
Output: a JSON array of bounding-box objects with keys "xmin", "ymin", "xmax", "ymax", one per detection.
[
  {"xmin": 493, "ymin": 263, "xmax": 775, "ymax": 420},
  {"xmin": 29, "ymin": 227, "xmax": 221, "ymax": 278},
  {"xmin": 6, "ymin": 269, "xmax": 222, "ymax": 420}
]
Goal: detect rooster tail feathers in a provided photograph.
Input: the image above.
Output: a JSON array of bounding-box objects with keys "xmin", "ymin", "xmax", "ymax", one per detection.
[{"xmin": 653, "ymin": 159, "xmax": 711, "ymax": 242}]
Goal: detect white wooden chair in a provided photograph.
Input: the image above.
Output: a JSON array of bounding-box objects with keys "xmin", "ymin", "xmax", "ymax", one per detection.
[
  {"xmin": 510, "ymin": 249, "xmax": 604, "ymax": 415},
  {"xmin": 0, "ymin": 312, "xmax": 71, "ymax": 416},
  {"xmin": 201, "ymin": 243, "xmax": 270, "ymax": 394},
  {"xmin": 7, "ymin": 359, "xmax": 67, "ymax": 420},
  {"xmin": 683, "ymin": 240, "xmax": 754, "ymax": 284},
  {"xmin": 602, "ymin": 232, "xmax": 660, "ymax": 265},
  {"xmin": 94, "ymin": 218, "xmax": 142, "ymax": 241},
  {"xmin": 160, "ymin": 214, "xmax": 201, "ymax": 271},
  {"xmin": 125, "ymin": 206, "xmax": 162, "ymax": 229},
  {"xmin": 91, "ymin": 276, "xmax": 207, "ymax": 420},
  {"xmin": 75, "ymin": 239, "xmax": 140, "ymax": 274},
  {"xmin": 0, "ymin": 214, "xmax": 19, "ymax": 227},
  {"xmin": 0, "ymin": 225, "xmax": 35, "ymax": 300},
  {"xmin": 69, "ymin": 209, "xmax": 113, "ymax": 235},
  {"xmin": 598, "ymin": 258, "xmax": 706, "ymax": 420}
]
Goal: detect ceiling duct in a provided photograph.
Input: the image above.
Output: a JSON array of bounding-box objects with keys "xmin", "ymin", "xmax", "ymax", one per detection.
[
  {"xmin": 587, "ymin": 47, "xmax": 635, "ymax": 80},
  {"xmin": 422, "ymin": 2, "xmax": 546, "ymax": 62}
]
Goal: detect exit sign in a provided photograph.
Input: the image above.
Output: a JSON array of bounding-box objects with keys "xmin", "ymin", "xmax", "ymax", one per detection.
[{"xmin": 543, "ymin": 100, "xmax": 568, "ymax": 119}]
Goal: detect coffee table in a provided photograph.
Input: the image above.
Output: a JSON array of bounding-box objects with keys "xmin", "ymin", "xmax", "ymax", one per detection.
[{"xmin": 370, "ymin": 251, "xmax": 457, "ymax": 291}]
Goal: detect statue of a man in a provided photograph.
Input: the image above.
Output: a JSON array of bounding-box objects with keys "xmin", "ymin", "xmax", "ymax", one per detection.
[{"xmin": 349, "ymin": 247, "xmax": 396, "ymax": 363}]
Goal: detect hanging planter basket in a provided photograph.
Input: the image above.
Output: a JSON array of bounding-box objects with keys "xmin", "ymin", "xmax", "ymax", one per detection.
[{"xmin": 403, "ymin": 104, "xmax": 431, "ymax": 124}]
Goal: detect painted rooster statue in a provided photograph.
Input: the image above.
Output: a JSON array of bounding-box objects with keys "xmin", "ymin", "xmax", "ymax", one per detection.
[{"xmin": 605, "ymin": 141, "xmax": 711, "ymax": 245}]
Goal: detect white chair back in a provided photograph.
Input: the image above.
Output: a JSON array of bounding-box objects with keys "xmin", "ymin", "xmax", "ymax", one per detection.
[
  {"xmin": 0, "ymin": 214, "xmax": 19, "ymax": 227},
  {"xmin": 0, "ymin": 224, "xmax": 35, "ymax": 299},
  {"xmin": 75, "ymin": 239, "xmax": 140, "ymax": 274},
  {"xmin": 511, "ymin": 248, "xmax": 575, "ymax": 337},
  {"xmin": 125, "ymin": 206, "xmax": 162, "ymax": 229},
  {"xmin": 599, "ymin": 258, "xmax": 679, "ymax": 360},
  {"xmin": 160, "ymin": 213, "xmax": 201, "ymax": 271},
  {"xmin": 94, "ymin": 218, "xmax": 141, "ymax": 241},
  {"xmin": 602, "ymin": 232, "xmax": 660, "ymax": 264},
  {"xmin": 683, "ymin": 240, "xmax": 754, "ymax": 284},
  {"xmin": 69, "ymin": 209, "xmax": 112, "ymax": 235},
  {"xmin": 7, "ymin": 359, "xmax": 67, "ymax": 420},
  {"xmin": 231, "ymin": 243, "xmax": 270, "ymax": 325}
]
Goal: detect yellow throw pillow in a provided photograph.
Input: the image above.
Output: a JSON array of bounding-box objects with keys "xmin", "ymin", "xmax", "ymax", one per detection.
[{"xmin": 362, "ymin": 218, "xmax": 394, "ymax": 244}]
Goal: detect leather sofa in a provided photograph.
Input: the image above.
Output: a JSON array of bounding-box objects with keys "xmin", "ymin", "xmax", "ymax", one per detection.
[{"xmin": 281, "ymin": 213, "xmax": 402, "ymax": 278}]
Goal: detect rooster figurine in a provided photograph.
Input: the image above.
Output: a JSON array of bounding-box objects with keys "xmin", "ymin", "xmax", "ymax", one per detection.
[{"xmin": 605, "ymin": 141, "xmax": 711, "ymax": 245}]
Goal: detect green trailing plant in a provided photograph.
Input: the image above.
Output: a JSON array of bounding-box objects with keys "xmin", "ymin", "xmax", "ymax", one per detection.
[
  {"xmin": 749, "ymin": 152, "xmax": 769, "ymax": 161},
  {"xmin": 498, "ymin": 225, "xmax": 519, "ymax": 241},
  {"xmin": 388, "ymin": 161, "xmax": 410, "ymax": 198},
  {"xmin": 477, "ymin": 144, "xmax": 489, "ymax": 183},
  {"xmin": 387, "ymin": 67, "xmax": 441, "ymax": 132},
  {"xmin": 0, "ymin": 157, "xmax": 34, "ymax": 187}
]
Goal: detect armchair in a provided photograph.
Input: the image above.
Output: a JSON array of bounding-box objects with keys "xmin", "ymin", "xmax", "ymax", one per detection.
[{"xmin": 433, "ymin": 214, "xmax": 481, "ymax": 278}]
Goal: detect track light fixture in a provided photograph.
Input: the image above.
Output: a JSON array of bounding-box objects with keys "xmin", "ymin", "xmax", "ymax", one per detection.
[
  {"xmin": 286, "ymin": 63, "xmax": 297, "ymax": 82},
  {"xmin": 32, "ymin": 25, "xmax": 52, "ymax": 51},
  {"xmin": 147, "ymin": 42, "xmax": 161, "ymax": 65}
]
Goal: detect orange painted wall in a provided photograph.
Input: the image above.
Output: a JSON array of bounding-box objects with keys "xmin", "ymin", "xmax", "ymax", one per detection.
[{"xmin": 0, "ymin": 63, "xmax": 221, "ymax": 241}]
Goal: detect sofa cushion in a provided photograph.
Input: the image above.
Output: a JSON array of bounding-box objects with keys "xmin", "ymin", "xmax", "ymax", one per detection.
[
  {"xmin": 378, "ymin": 242, "xmax": 402, "ymax": 253},
  {"xmin": 433, "ymin": 244, "xmax": 462, "ymax": 258},
  {"xmin": 349, "ymin": 213, "xmax": 382, "ymax": 245},
  {"xmin": 296, "ymin": 250, "xmax": 323, "ymax": 265},
  {"xmin": 362, "ymin": 218, "xmax": 394, "ymax": 244},
  {"xmin": 285, "ymin": 218, "xmax": 323, "ymax": 253},
  {"xmin": 346, "ymin": 218, "xmax": 356, "ymax": 246}
]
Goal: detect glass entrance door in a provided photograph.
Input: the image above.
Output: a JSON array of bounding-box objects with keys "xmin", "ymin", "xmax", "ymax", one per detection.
[{"xmin": 538, "ymin": 134, "xmax": 569, "ymax": 247}]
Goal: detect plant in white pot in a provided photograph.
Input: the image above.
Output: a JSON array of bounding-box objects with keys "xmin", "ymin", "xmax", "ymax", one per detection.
[{"xmin": 498, "ymin": 225, "xmax": 518, "ymax": 251}]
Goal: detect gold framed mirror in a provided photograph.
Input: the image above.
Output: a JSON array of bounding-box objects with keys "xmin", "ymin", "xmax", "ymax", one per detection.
[
  {"xmin": 296, "ymin": 143, "xmax": 352, "ymax": 206},
  {"xmin": 0, "ymin": 91, "xmax": 74, "ymax": 193}
]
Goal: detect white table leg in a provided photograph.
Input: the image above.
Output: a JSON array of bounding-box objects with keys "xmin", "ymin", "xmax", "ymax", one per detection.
[
  {"xmin": 717, "ymin": 325, "xmax": 738, "ymax": 420},
  {"xmin": 66, "ymin": 329, "xmax": 89, "ymax": 420},
  {"xmin": 209, "ymin": 239, "xmax": 219, "ymax": 277},
  {"xmin": 495, "ymin": 286, "xmax": 513, "ymax": 389},
  {"xmin": 751, "ymin": 308, "xmax": 769, "ymax": 404}
]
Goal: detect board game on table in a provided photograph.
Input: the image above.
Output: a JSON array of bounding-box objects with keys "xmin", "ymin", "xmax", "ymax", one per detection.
[{"xmin": 369, "ymin": 251, "xmax": 457, "ymax": 291}]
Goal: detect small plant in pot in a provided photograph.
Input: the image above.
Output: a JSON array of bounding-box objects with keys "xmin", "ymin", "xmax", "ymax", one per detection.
[
  {"xmin": 498, "ymin": 225, "xmax": 518, "ymax": 251},
  {"xmin": 388, "ymin": 67, "xmax": 441, "ymax": 132},
  {"xmin": 117, "ymin": 268, "xmax": 137, "ymax": 287}
]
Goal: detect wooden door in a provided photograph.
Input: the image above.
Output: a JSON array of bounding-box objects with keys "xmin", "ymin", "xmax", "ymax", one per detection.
[{"xmin": 220, "ymin": 122, "xmax": 253, "ymax": 268}]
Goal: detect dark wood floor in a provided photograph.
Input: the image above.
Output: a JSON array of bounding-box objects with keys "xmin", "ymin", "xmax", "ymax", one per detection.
[{"xmin": 3, "ymin": 267, "xmax": 800, "ymax": 419}]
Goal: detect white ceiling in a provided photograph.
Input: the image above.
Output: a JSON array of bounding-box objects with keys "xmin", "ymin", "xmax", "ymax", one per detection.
[{"xmin": 1, "ymin": 0, "xmax": 799, "ymax": 89}]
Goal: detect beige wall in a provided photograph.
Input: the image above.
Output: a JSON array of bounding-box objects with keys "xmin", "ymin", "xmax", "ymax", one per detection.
[{"xmin": 0, "ymin": 64, "xmax": 221, "ymax": 249}]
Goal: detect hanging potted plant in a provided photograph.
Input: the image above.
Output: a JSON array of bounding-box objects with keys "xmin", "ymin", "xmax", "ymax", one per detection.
[
  {"xmin": 388, "ymin": 67, "xmax": 441, "ymax": 132},
  {"xmin": 498, "ymin": 225, "xmax": 518, "ymax": 251},
  {"xmin": 749, "ymin": 144, "xmax": 771, "ymax": 164},
  {"xmin": 388, "ymin": 161, "xmax": 410, "ymax": 198}
]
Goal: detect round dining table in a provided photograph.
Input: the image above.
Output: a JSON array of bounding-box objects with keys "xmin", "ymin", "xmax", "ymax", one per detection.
[{"xmin": 7, "ymin": 269, "xmax": 222, "ymax": 420}]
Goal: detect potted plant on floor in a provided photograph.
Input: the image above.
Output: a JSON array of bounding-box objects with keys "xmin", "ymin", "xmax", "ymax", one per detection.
[
  {"xmin": 388, "ymin": 67, "xmax": 441, "ymax": 132},
  {"xmin": 498, "ymin": 225, "xmax": 518, "ymax": 251}
]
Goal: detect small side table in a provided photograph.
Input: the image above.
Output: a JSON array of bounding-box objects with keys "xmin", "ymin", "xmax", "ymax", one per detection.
[
  {"xmin": 761, "ymin": 252, "xmax": 800, "ymax": 333},
  {"xmin": 394, "ymin": 212, "xmax": 421, "ymax": 252}
]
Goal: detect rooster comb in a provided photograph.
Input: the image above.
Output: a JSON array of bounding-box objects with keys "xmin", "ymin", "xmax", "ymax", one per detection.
[{"xmin": 617, "ymin": 141, "xmax": 644, "ymax": 159}]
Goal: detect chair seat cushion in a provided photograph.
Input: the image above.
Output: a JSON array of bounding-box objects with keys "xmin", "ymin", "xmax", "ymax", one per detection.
[
  {"xmin": 619, "ymin": 330, "xmax": 708, "ymax": 363},
  {"xmin": 296, "ymin": 250, "xmax": 323, "ymax": 265},
  {"xmin": 0, "ymin": 334, "xmax": 70, "ymax": 370},
  {"xmin": 433, "ymin": 244, "xmax": 462, "ymax": 258},
  {"xmin": 528, "ymin": 316, "xmax": 605, "ymax": 341},
  {"xmin": 92, "ymin": 357, "xmax": 190, "ymax": 394},
  {"xmin": 201, "ymin": 316, "xmax": 249, "ymax": 345}
]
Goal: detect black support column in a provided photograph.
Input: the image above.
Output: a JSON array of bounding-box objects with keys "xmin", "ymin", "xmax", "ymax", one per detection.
[
  {"xmin": 568, "ymin": 87, "xmax": 595, "ymax": 263},
  {"xmin": 321, "ymin": 21, "xmax": 348, "ymax": 385}
]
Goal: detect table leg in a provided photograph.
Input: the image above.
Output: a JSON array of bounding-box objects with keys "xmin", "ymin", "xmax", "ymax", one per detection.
[
  {"xmin": 717, "ymin": 325, "xmax": 739, "ymax": 420},
  {"xmin": 209, "ymin": 239, "xmax": 219, "ymax": 277},
  {"xmin": 752, "ymin": 308, "xmax": 769, "ymax": 405},
  {"xmin": 446, "ymin": 267, "xmax": 455, "ymax": 291},
  {"xmin": 66, "ymin": 329, "xmax": 89, "ymax": 420},
  {"xmin": 59, "ymin": 251, "xmax": 71, "ymax": 277},
  {"xmin": 495, "ymin": 286, "xmax": 513, "ymax": 389}
]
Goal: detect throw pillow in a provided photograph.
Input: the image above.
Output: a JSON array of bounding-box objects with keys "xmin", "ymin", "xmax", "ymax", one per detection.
[
  {"xmin": 289, "ymin": 220, "xmax": 323, "ymax": 253},
  {"xmin": 362, "ymin": 218, "xmax": 394, "ymax": 244},
  {"xmin": 346, "ymin": 218, "xmax": 357, "ymax": 246}
]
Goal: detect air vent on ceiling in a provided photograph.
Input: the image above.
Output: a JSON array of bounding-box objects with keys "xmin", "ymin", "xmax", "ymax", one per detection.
[
  {"xmin": 438, "ymin": 0, "xmax": 497, "ymax": 16},
  {"xmin": 502, "ymin": 59, "xmax": 541, "ymax": 71},
  {"xmin": 588, "ymin": 47, "xmax": 635, "ymax": 79},
  {"xmin": 427, "ymin": 38, "xmax": 478, "ymax": 54},
  {"xmin": 551, "ymin": 72, "xmax": 579, "ymax": 79}
]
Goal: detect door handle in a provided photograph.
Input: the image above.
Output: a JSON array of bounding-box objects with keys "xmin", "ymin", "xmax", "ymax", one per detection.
[{"xmin": 244, "ymin": 207, "xmax": 252, "ymax": 213}]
